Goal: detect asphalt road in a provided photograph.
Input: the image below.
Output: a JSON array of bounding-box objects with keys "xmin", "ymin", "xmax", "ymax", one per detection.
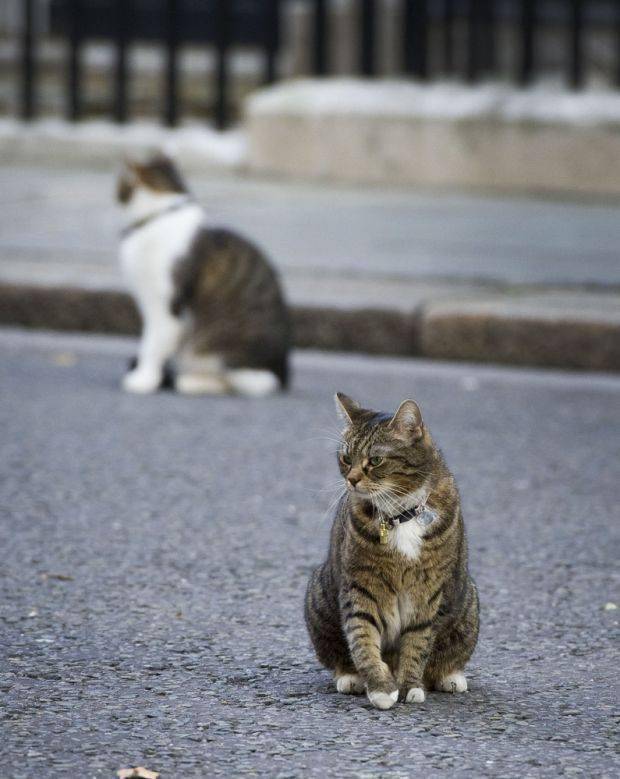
[{"xmin": 0, "ymin": 329, "xmax": 618, "ymax": 778}]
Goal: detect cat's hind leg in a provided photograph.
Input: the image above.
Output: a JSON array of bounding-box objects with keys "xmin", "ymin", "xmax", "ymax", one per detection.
[
  {"xmin": 226, "ymin": 369, "xmax": 280, "ymax": 397},
  {"xmin": 175, "ymin": 353, "xmax": 230, "ymax": 396},
  {"xmin": 176, "ymin": 373, "xmax": 229, "ymax": 395},
  {"xmin": 305, "ymin": 567, "xmax": 358, "ymax": 696},
  {"xmin": 424, "ymin": 580, "xmax": 478, "ymax": 694}
]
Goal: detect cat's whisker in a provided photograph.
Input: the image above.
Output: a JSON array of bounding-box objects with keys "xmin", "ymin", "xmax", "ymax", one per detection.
[{"xmin": 316, "ymin": 488, "xmax": 346, "ymax": 529}]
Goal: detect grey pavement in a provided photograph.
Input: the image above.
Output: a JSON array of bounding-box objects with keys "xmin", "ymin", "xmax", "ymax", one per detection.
[
  {"xmin": 1, "ymin": 165, "xmax": 620, "ymax": 314},
  {"xmin": 0, "ymin": 328, "xmax": 618, "ymax": 778}
]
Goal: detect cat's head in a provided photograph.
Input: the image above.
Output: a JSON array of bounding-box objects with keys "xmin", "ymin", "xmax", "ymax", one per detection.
[
  {"xmin": 334, "ymin": 392, "xmax": 433, "ymax": 512},
  {"xmin": 116, "ymin": 152, "xmax": 188, "ymax": 205}
]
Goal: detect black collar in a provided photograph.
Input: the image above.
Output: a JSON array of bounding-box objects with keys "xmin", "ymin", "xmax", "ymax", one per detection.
[
  {"xmin": 121, "ymin": 196, "xmax": 194, "ymax": 239},
  {"xmin": 386, "ymin": 505, "xmax": 422, "ymax": 528}
]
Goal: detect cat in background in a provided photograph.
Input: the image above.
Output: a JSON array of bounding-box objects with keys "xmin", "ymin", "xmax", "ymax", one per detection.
[
  {"xmin": 117, "ymin": 153, "xmax": 290, "ymax": 396},
  {"xmin": 305, "ymin": 393, "xmax": 479, "ymax": 710}
]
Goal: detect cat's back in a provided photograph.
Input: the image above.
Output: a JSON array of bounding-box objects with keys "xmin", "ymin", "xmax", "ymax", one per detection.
[
  {"xmin": 185, "ymin": 226, "xmax": 280, "ymax": 288},
  {"xmin": 173, "ymin": 225, "xmax": 290, "ymax": 385}
]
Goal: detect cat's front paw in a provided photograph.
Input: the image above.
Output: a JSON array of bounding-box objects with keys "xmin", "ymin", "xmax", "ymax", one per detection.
[
  {"xmin": 122, "ymin": 368, "xmax": 161, "ymax": 394},
  {"xmin": 435, "ymin": 672, "xmax": 468, "ymax": 693},
  {"xmin": 403, "ymin": 686, "xmax": 426, "ymax": 704},
  {"xmin": 367, "ymin": 689, "xmax": 398, "ymax": 710},
  {"xmin": 335, "ymin": 673, "xmax": 364, "ymax": 695}
]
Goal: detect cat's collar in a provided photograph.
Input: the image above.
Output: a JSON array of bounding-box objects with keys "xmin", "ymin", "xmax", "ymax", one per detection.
[
  {"xmin": 121, "ymin": 196, "xmax": 194, "ymax": 239},
  {"xmin": 378, "ymin": 503, "xmax": 435, "ymax": 544},
  {"xmin": 385, "ymin": 505, "xmax": 423, "ymax": 528}
]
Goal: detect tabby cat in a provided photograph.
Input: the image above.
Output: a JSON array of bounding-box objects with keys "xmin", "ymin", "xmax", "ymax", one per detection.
[
  {"xmin": 305, "ymin": 393, "xmax": 479, "ymax": 710},
  {"xmin": 117, "ymin": 153, "xmax": 290, "ymax": 395}
]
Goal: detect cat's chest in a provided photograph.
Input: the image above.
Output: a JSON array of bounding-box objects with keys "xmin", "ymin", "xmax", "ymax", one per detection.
[
  {"xmin": 120, "ymin": 206, "xmax": 203, "ymax": 299},
  {"xmin": 383, "ymin": 588, "xmax": 419, "ymax": 648},
  {"xmin": 389, "ymin": 519, "xmax": 425, "ymax": 561}
]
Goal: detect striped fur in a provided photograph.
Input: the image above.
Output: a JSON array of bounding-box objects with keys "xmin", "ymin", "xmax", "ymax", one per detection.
[
  {"xmin": 118, "ymin": 153, "xmax": 290, "ymax": 394},
  {"xmin": 304, "ymin": 394, "xmax": 479, "ymax": 709},
  {"xmin": 171, "ymin": 228, "xmax": 290, "ymax": 387}
]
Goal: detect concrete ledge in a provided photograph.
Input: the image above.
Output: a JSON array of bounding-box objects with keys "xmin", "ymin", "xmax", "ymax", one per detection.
[
  {"xmin": 1, "ymin": 282, "xmax": 619, "ymax": 372},
  {"xmin": 421, "ymin": 313, "xmax": 620, "ymax": 371},
  {"xmin": 420, "ymin": 294, "xmax": 620, "ymax": 371},
  {"xmin": 293, "ymin": 305, "xmax": 417, "ymax": 356},
  {"xmin": 247, "ymin": 80, "xmax": 620, "ymax": 195},
  {"xmin": 0, "ymin": 284, "xmax": 140, "ymax": 335}
]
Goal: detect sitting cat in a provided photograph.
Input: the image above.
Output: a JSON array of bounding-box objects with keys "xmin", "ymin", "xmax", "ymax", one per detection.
[
  {"xmin": 117, "ymin": 153, "xmax": 290, "ymax": 395},
  {"xmin": 305, "ymin": 393, "xmax": 479, "ymax": 710}
]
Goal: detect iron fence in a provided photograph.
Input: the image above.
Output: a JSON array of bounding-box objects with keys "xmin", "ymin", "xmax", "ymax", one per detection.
[{"xmin": 16, "ymin": 0, "xmax": 620, "ymax": 129}]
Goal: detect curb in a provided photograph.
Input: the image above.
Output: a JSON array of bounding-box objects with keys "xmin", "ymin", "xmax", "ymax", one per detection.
[{"xmin": 0, "ymin": 282, "xmax": 618, "ymax": 372}]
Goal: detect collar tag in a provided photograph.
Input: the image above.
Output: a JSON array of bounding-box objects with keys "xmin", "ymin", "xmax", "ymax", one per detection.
[
  {"xmin": 386, "ymin": 504, "xmax": 438, "ymax": 529},
  {"xmin": 416, "ymin": 507, "xmax": 438, "ymax": 527}
]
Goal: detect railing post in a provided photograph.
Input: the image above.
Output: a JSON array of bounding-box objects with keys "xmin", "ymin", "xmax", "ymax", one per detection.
[
  {"xmin": 20, "ymin": 0, "xmax": 35, "ymax": 120},
  {"xmin": 518, "ymin": 0, "xmax": 535, "ymax": 86},
  {"xmin": 617, "ymin": 2, "xmax": 620, "ymax": 87},
  {"xmin": 480, "ymin": 0, "xmax": 495, "ymax": 73},
  {"xmin": 466, "ymin": 0, "xmax": 481, "ymax": 83},
  {"xmin": 164, "ymin": 0, "xmax": 179, "ymax": 127},
  {"xmin": 443, "ymin": 0, "xmax": 455, "ymax": 75},
  {"xmin": 314, "ymin": 0, "xmax": 328, "ymax": 75},
  {"xmin": 214, "ymin": 0, "xmax": 230, "ymax": 129},
  {"xmin": 360, "ymin": 0, "xmax": 376, "ymax": 77},
  {"xmin": 67, "ymin": 0, "xmax": 83, "ymax": 121},
  {"xmin": 569, "ymin": 0, "xmax": 584, "ymax": 89},
  {"xmin": 113, "ymin": 0, "xmax": 130, "ymax": 123},
  {"xmin": 404, "ymin": 0, "xmax": 428, "ymax": 79},
  {"xmin": 264, "ymin": 0, "xmax": 280, "ymax": 84}
]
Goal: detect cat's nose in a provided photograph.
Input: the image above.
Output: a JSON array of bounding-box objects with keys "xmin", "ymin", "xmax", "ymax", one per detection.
[{"xmin": 347, "ymin": 473, "xmax": 361, "ymax": 488}]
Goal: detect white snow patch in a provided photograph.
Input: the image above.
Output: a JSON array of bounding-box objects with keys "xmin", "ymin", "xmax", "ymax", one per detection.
[
  {"xmin": 248, "ymin": 78, "xmax": 620, "ymax": 127},
  {"xmin": 0, "ymin": 118, "xmax": 248, "ymax": 168}
]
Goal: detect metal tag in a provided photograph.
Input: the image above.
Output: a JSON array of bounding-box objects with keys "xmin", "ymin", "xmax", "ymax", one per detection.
[{"xmin": 416, "ymin": 507, "xmax": 438, "ymax": 527}]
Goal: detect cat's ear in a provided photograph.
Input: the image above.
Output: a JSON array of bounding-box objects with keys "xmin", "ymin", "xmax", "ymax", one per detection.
[
  {"xmin": 334, "ymin": 392, "xmax": 362, "ymax": 424},
  {"xmin": 389, "ymin": 399, "xmax": 423, "ymax": 442}
]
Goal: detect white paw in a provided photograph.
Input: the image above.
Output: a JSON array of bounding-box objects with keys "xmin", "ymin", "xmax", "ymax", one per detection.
[
  {"xmin": 122, "ymin": 368, "xmax": 160, "ymax": 394},
  {"xmin": 227, "ymin": 369, "xmax": 279, "ymax": 397},
  {"xmin": 176, "ymin": 374, "xmax": 228, "ymax": 395},
  {"xmin": 335, "ymin": 673, "xmax": 364, "ymax": 695},
  {"xmin": 436, "ymin": 672, "xmax": 468, "ymax": 693},
  {"xmin": 405, "ymin": 687, "xmax": 426, "ymax": 703},
  {"xmin": 367, "ymin": 689, "xmax": 398, "ymax": 710}
]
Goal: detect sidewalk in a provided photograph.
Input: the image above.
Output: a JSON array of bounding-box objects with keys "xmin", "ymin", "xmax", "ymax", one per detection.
[{"xmin": 1, "ymin": 163, "xmax": 619, "ymax": 370}]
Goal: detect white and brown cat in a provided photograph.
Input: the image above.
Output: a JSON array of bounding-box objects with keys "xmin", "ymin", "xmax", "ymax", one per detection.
[{"xmin": 118, "ymin": 153, "xmax": 290, "ymax": 396}]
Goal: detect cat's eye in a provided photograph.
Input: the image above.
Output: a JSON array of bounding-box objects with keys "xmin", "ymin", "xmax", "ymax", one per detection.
[
  {"xmin": 341, "ymin": 452, "xmax": 352, "ymax": 465},
  {"xmin": 369, "ymin": 456, "xmax": 383, "ymax": 467}
]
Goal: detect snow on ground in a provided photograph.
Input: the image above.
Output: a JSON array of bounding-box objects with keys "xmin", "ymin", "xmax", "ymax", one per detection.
[
  {"xmin": 0, "ymin": 118, "xmax": 248, "ymax": 168},
  {"xmin": 3, "ymin": 78, "xmax": 620, "ymax": 170},
  {"xmin": 248, "ymin": 78, "xmax": 620, "ymax": 127}
]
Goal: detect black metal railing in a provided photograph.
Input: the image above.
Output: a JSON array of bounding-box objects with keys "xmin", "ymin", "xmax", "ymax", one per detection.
[{"xmin": 16, "ymin": 1, "xmax": 620, "ymax": 129}]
